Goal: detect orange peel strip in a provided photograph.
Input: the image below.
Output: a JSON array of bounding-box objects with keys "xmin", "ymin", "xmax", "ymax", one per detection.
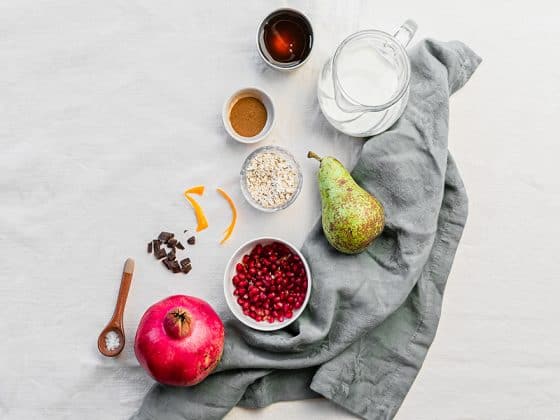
[
  {"xmin": 183, "ymin": 191, "xmax": 209, "ymax": 232},
  {"xmin": 184, "ymin": 185, "xmax": 205, "ymax": 195},
  {"xmin": 216, "ymin": 187, "xmax": 237, "ymax": 244}
]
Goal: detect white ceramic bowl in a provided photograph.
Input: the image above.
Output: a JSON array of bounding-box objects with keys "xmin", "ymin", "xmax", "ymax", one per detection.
[
  {"xmin": 222, "ymin": 87, "xmax": 275, "ymax": 144},
  {"xmin": 223, "ymin": 237, "xmax": 312, "ymax": 331}
]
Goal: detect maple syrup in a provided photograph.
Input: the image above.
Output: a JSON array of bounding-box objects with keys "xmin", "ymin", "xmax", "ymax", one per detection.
[{"xmin": 258, "ymin": 9, "xmax": 313, "ymax": 69}]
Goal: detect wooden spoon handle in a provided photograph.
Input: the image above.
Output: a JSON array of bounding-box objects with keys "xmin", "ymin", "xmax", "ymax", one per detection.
[{"xmin": 112, "ymin": 258, "xmax": 134, "ymax": 328}]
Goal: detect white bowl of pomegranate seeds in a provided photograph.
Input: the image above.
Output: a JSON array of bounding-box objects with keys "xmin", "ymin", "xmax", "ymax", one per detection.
[{"xmin": 223, "ymin": 237, "xmax": 311, "ymax": 331}]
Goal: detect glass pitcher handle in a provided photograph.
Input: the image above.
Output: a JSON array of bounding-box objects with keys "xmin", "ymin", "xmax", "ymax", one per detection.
[{"xmin": 393, "ymin": 19, "xmax": 417, "ymax": 47}]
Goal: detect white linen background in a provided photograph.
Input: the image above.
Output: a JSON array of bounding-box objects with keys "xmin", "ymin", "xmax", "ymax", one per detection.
[{"xmin": 1, "ymin": 0, "xmax": 559, "ymax": 419}]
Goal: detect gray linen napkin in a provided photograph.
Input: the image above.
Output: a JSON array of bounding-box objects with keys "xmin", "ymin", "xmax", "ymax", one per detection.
[{"xmin": 132, "ymin": 39, "xmax": 482, "ymax": 420}]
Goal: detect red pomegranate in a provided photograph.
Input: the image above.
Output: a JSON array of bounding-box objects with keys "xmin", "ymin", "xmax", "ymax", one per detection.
[{"xmin": 134, "ymin": 295, "xmax": 224, "ymax": 386}]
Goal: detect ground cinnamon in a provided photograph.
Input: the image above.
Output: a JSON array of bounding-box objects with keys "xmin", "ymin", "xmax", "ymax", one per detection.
[{"xmin": 229, "ymin": 97, "xmax": 267, "ymax": 137}]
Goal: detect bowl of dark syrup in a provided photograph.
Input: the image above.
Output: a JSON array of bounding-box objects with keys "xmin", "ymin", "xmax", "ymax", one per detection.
[{"xmin": 257, "ymin": 8, "xmax": 313, "ymax": 71}]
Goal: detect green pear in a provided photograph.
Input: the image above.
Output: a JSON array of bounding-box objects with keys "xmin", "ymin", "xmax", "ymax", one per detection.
[{"xmin": 308, "ymin": 151, "xmax": 384, "ymax": 254}]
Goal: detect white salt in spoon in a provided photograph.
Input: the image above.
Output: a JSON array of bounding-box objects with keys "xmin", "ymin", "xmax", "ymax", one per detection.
[{"xmin": 97, "ymin": 258, "xmax": 134, "ymax": 357}]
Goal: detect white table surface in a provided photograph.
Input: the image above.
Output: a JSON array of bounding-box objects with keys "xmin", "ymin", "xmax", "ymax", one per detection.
[{"xmin": 1, "ymin": 0, "xmax": 559, "ymax": 419}]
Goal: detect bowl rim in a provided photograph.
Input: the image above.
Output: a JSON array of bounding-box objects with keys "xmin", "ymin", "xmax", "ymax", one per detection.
[
  {"xmin": 222, "ymin": 87, "xmax": 275, "ymax": 144},
  {"xmin": 239, "ymin": 145, "xmax": 303, "ymax": 213},
  {"xmin": 223, "ymin": 236, "xmax": 312, "ymax": 331}
]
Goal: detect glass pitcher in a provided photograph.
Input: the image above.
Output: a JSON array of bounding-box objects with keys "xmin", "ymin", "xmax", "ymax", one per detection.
[{"xmin": 317, "ymin": 20, "xmax": 417, "ymax": 137}]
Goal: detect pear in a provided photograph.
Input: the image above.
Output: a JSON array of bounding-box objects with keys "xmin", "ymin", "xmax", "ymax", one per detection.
[{"xmin": 308, "ymin": 151, "xmax": 384, "ymax": 254}]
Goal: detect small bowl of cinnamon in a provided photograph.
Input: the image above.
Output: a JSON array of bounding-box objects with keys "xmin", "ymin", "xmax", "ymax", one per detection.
[{"xmin": 222, "ymin": 87, "xmax": 275, "ymax": 144}]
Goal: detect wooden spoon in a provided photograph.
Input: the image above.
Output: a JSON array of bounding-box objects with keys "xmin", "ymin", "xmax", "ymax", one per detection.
[{"xmin": 98, "ymin": 258, "xmax": 134, "ymax": 357}]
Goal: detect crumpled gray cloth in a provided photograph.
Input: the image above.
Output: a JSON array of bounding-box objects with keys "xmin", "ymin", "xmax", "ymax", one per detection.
[{"xmin": 132, "ymin": 39, "xmax": 482, "ymax": 420}]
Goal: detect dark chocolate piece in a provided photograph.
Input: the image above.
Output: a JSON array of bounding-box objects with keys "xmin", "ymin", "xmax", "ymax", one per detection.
[
  {"xmin": 176, "ymin": 241, "xmax": 185, "ymax": 250},
  {"xmin": 156, "ymin": 251, "xmax": 167, "ymax": 260},
  {"xmin": 147, "ymin": 242, "xmax": 153, "ymax": 253},
  {"xmin": 180, "ymin": 258, "xmax": 191, "ymax": 268},
  {"xmin": 162, "ymin": 259, "xmax": 173, "ymax": 270},
  {"xmin": 181, "ymin": 263, "xmax": 192, "ymax": 274},
  {"xmin": 154, "ymin": 245, "xmax": 167, "ymax": 259},
  {"xmin": 187, "ymin": 236, "xmax": 196, "ymax": 245},
  {"xmin": 167, "ymin": 250, "xmax": 176, "ymax": 261},
  {"xmin": 158, "ymin": 231, "xmax": 174, "ymax": 242},
  {"xmin": 170, "ymin": 260, "xmax": 181, "ymax": 273},
  {"xmin": 153, "ymin": 240, "xmax": 166, "ymax": 259},
  {"xmin": 167, "ymin": 238, "xmax": 177, "ymax": 248}
]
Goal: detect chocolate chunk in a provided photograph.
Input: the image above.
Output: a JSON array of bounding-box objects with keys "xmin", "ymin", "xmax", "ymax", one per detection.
[
  {"xmin": 153, "ymin": 240, "xmax": 166, "ymax": 259},
  {"xmin": 181, "ymin": 263, "xmax": 192, "ymax": 274},
  {"xmin": 158, "ymin": 232, "xmax": 174, "ymax": 242},
  {"xmin": 170, "ymin": 260, "xmax": 181, "ymax": 273},
  {"xmin": 187, "ymin": 236, "xmax": 196, "ymax": 245},
  {"xmin": 154, "ymin": 244, "xmax": 167, "ymax": 259},
  {"xmin": 167, "ymin": 238, "xmax": 177, "ymax": 248},
  {"xmin": 176, "ymin": 241, "xmax": 185, "ymax": 250},
  {"xmin": 167, "ymin": 250, "xmax": 176, "ymax": 261},
  {"xmin": 180, "ymin": 258, "xmax": 191, "ymax": 268},
  {"xmin": 156, "ymin": 250, "xmax": 167, "ymax": 260},
  {"xmin": 162, "ymin": 259, "xmax": 173, "ymax": 270},
  {"xmin": 147, "ymin": 242, "xmax": 153, "ymax": 253}
]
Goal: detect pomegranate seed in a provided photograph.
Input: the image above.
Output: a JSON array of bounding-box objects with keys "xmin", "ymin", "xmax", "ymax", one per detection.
[
  {"xmin": 243, "ymin": 255, "xmax": 250, "ymax": 264},
  {"xmin": 236, "ymin": 263, "xmax": 245, "ymax": 273}
]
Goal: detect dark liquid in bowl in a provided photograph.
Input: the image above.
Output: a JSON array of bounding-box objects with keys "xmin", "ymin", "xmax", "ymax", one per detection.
[{"xmin": 259, "ymin": 10, "xmax": 313, "ymax": 67}]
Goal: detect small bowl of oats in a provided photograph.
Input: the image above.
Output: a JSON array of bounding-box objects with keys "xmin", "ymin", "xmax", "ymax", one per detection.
[{"xmin": 240, "ymin": 146, "xmax": 302, "ymax": 212}]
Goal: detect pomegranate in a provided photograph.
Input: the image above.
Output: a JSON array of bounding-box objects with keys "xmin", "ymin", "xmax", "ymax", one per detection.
[
  {"xmin": 134, "ymin": 295, "xmax": 224, "ymax": 386},
  {"xmin": 232, "ymin": 241, "xmax": 308, "ymax": 323}
]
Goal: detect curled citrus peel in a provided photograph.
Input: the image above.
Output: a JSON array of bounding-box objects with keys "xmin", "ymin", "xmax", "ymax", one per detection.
[
  {"xmin": 184, "ymin": 185, "xmax": 205, "ymax": 195},
  {"xmin": 184, "ymin": 186, "xmax": 209, "ymax": 232},
  {"xmin": 216, "ymin": 188, "xmax": 237, "ymax": 244}
]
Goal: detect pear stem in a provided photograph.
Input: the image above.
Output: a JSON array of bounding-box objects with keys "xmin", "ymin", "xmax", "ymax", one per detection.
[{"xmin": 307, "ymin": 151, "xmax": 322, "ymax": 162}]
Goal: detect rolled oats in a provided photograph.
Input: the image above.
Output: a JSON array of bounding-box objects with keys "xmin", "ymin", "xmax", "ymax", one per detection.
[{"xmin": 245, "ymin": 151, "xmax": 299, "ymax": 209}]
